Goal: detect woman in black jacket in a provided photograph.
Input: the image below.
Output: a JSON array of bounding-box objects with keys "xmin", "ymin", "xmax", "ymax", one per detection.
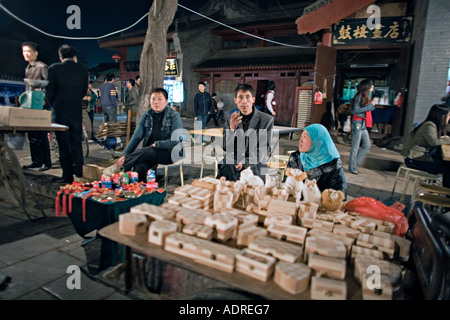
[{"xmin": 287, "ymin": 124, "xmax": 347, "ymax": 198}]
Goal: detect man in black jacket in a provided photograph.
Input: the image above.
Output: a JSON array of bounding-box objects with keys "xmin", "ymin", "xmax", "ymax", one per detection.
[
  {"xmin": 193, "ymin": 81, "xmax": 213, "ymax": 144},
  {"xmin": 21, "ymin": 42, "xmax": 52, "ymax": 171},
  {"xmin": 46, "ymin": 45, "xmax": 88, "ymax": 183}
]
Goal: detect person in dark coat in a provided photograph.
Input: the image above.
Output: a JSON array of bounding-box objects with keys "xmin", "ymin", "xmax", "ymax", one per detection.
[
  {"xmin": 46, "ymin": 45, "xmax": 89, "ymax": 183},
  {"xmin": 287, "ymin": 123, "xmax": 347, "ymax": 198},
  {"xmin": 217, "ymin": 83, "xmax": 274, "ymax": 181},
  {"xmin": 21, "ymin": 41, "xmax": 52, "ymax": 171}
]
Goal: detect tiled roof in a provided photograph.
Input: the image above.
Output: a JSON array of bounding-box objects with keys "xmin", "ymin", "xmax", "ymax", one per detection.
[{"xmin": 194, "ymin": 46, "xmax": 316, "ymax": 70}]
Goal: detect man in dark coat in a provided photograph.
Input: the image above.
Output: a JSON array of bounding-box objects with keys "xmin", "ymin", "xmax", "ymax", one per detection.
[
  {"xmin": 218, "ymin": 83, "xmax": 274, "ymax": 181},
  {"xmin": 21, "ymin": 41, "xmax": 52, "ymax": 171},
  {"xmin": 46, "ymin": 45, "xmax": 88, "ymax": 183}
]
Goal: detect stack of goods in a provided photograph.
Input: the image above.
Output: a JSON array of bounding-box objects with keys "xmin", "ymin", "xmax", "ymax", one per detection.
[
  {"xmin": 96, "ymin": 121, "xmax": 127, "ymax": 140},
  {"xmin": 117, "ymin": 174, "xmax": 411, "ymax": 300},
  {"xmin": 96, "ymin": 121, "xmax": 127, "ymax": 151},
  {"xmin": 55, "ymin": 169, "xmax": 163, "ymax": 222}
]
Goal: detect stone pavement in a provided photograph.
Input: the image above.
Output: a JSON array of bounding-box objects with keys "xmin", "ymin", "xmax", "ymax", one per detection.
[{"xmin": 0, "ymin": 114, "xmax": 413, "ymax": 300}]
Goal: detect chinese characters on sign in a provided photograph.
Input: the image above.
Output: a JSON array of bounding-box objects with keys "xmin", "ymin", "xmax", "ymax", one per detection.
[
  {"xmin": 333, "ymin": 16, "xmax": 413, "ymax": 45},
  {"xmin": 165, "ymin": 59, "xmax": 179, "ymax": 76}
]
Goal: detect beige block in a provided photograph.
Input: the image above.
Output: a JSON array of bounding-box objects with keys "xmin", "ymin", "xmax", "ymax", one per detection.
[
  {"xmin": 267, "ymin": 199, "xmax": 298, "ymax": 217},
  {"xmin": 235, "ymin": 249, "xmax": 277, "ymax": 282},
  {"xmin": 351, "ymin": 245, "xmax": 385, "ymax": 260},
  {"xmin": 354, "ymin": 255, "xmax": 403, "ymax": 284},
  {"xmin": 316, "ymin": 211, "xmax": 342, "ymax": 223},
  {"xmin": 304, "ymin": 236, "xmax": 347, "ymax": 260},
  {"xmin": 236, "ymin": 226, "xmax": 267, "ymax": 247},
  {"xmin": 300, "ymin": 217, "xmax": 334, "ymax": 232},
  {"xmin": 148, "ymin": 220, "xmax": 177, "ymax": 246},
  {"xmin": 267, "ymin": 223, "xmax": 308, "ymax": 246},
  {"xmin": 333, "ymin": 224, "xmax": 361, "ymax": 240},
  {"xmin": 164, "ymin": 232, "xmax": 240, "ymax": 273},
  {"xmin": 362, "ymin": 273, "xmax": 394, "ymax": 300},
  {"xmin": 176, "ymin": 209, "xmax": 212, "ymax": 228},
  {"xmin": 249, "ymin": 236, "xmax": 303, "ymax": 263},
  {"xmin": 118, "ymin": 212, "xmax": 148, "ymax": 236},
  {"xmin": 298, "ymin": 201, "xmax": 319, "ymax": 219},
  {"xmin": 308, "ymin": 254, "xmax": 346, "ymax": 280},
  {"xmin": 130, "ymin": 203, "xmax": 175, "ymax": 221},
  {"xmin": 274, "ymin": 262, "xmax": 311, "ymax": 294},
  {"xmin": 310, "ymin": 276, "xmax": 347, "ymax": 300},
  {"xmin": 372, "ymin": 231, "xmax": 411, "ymax": 261},
  {"xmin": 264, "ymin": 214, "xmax": 293, "ymax": 228},
  {"xmin": 356, "ymin": 234, "xmax": 395, "ymax": 259},
  {"xmin": 182, "ymin": 223, "xmax": 213, "ymax": 241},
  {"xmin": 204, "ymin": 214, "xmax": 238, "ymax": 242},
  {"xmin": 307, "ymin": 228, "xmax": 355, "ymax": 257}
]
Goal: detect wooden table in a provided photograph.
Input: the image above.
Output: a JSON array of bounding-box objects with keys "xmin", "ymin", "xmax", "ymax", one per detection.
[{"xmin": 99, "ymin": 222, "xmax": 362, "ymax": 300}]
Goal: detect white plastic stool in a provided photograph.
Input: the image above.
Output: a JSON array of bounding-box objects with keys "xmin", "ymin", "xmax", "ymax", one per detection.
[{"xmin": 391, "ymin": 164, "xmax": 442, "ymax": 203}]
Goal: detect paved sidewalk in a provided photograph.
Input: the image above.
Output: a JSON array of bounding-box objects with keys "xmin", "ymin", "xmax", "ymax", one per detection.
[{"xmin": 0, "ymin": 115, "xmax": 412, "ymax": 300}]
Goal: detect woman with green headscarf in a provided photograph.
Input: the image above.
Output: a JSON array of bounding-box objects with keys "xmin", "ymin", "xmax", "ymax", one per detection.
[{"xmin": 287, "ymin": 123, "xmax": 347, "ymax": 197}]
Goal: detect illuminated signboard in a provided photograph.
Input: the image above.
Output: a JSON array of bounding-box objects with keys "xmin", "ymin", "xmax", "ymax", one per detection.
[
  {"xmin": 333, "ymin": 15, "xmax": 413, "ymax": 46},
  {"xmin": 165, "ymin": 59, "xmax": 179, "ymax": 76}
]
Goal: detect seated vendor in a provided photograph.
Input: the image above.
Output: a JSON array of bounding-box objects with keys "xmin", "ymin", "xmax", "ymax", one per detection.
[
  {"xmin": 217, "ymin": 83, "xmax": 274, "ymax": 181},
  {"xmin": 103, "ymin": 87, "xmax": 184, "ymax": 182},
  {"xmin": 401, "ymin": 104, "xmax": 450, "ymax": 188},
  {"xmin": 287, "ymin": 123, "xmax": 347, "ymax": 197}
]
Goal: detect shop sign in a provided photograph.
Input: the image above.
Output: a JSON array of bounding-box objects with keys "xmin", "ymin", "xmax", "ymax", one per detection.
[
  {"xmin": 165, "ymin": 59, "xmax": 179, "ymax": 76},
  {"xmin": 333, "ymin": 15, "xmax": 413, "ymax": 46}
]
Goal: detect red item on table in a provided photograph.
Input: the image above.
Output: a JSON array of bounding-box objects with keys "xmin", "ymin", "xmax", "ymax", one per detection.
[{"xmin": 344, "ymin": 197, "xmax": 408, "ymax": 237}]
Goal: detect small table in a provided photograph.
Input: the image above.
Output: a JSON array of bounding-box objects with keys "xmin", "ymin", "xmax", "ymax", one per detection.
[{"xmin": 58, "ymin": 191, "xmax": 166, "ymax": 272}]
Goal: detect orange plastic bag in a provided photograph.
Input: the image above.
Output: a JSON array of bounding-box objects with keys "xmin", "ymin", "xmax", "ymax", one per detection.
[{"xmin": 344, "ymin": 197, "xmax": 409, "ymax": 237}]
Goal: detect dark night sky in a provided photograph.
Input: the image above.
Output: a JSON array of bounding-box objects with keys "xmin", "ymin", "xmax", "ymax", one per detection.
[{"xmin": 0, "ymin": 0, "xmax": 301, "ymax": 66}]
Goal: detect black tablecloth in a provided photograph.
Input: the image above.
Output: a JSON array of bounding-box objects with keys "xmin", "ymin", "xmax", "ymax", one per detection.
[{"xmin": 58, "ymin": 191, "xmax": 166, "ymax": 271}]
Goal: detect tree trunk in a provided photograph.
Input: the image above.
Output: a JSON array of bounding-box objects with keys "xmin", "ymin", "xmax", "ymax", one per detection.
[{"xmin": 138, "ymin": 0, "xmax": 178, "ymax": 119}]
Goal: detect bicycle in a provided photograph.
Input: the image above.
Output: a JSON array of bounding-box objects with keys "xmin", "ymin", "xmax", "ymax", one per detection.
[{"xmin": 0, "ymin": 134, "xmax": 46, "ymax": 221}]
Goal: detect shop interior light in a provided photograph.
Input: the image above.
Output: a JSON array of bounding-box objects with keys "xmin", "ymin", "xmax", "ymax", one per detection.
[{"xmin": 350, "ymin": 64, "xmax": 389, "ymax": 68}]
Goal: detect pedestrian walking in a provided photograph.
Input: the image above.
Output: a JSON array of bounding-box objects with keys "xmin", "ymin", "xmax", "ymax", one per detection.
[
  {"xmin": 99, "ymin": 73, "xmax": 118, "ymax": 123},
  {"xmin": 347, "ymin": 79, "xmax": 376, "ymax": 175}
]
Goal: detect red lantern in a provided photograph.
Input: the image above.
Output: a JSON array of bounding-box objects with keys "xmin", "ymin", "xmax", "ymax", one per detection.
[
  {"xmin": 112, "ymin": 54, "xmax": 122, "ymax": 63},
  {"xmin": 314, "ymin": 91, "xmax": 323, "ymax": 105}
]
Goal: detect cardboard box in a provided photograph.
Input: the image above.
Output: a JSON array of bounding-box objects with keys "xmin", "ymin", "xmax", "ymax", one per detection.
[{"xmin": 0, "ymin": 106, "xmax": 51, "ymax": 127}]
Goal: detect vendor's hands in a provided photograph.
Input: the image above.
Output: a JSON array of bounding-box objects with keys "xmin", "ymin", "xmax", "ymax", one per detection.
[
  {"xmin": 229, "ymin": 111, "xmax": 242, "ymax": 130},
  {"xmin": 116, "ymin": 156, "xmax": 126, "ymax": 168},
  {"xmin": 236, "ymin": 163, "xmax": 243, "ymax": 171},
  {"xmin": 272, "ymin": 111, "xmax": 276, "ymax": 116}
]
